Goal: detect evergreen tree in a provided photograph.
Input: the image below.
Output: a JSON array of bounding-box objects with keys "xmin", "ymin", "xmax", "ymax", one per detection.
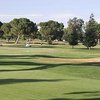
[
  {"xmin": 67, "ymin": 17, "xmax": 84, "ymax": 48},
  {"xmin": 83, "ymin": 14, "xmax": 98, "ymax": 49},
  {"xmin": 0, "ymin": 21, "xmax": 3, "ymax": 38}
]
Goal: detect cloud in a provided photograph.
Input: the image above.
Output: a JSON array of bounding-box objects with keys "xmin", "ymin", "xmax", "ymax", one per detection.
[
  {"xmin": 0, "ymin": 13, "xmax": 75, "ymax": 26},
  {"xmin": 0, "ymin": 14, "xmax": 43, "ymax": 17},
  {"xmin": 0, "ymin": 14, "xmax": 43, "ymax": 21},
  {"xmin": 42, "ymin": 13, "xmax": 75, "ymax": 26}
]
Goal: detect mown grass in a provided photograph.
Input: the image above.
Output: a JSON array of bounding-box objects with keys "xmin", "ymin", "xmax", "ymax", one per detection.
[{"xmin": 0, "ymin": 44, "xmax": 100, "ymax": 100}]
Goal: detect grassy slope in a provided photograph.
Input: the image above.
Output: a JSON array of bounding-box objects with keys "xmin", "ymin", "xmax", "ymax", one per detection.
[{"xmin": 0, "ymin": 44, "xmax": 100, "ymax": 100}]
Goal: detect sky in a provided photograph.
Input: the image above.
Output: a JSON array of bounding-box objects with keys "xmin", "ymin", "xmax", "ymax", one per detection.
[{"xmin": 0, "ymin": 0, "xmax": 100, "ymax": 26}]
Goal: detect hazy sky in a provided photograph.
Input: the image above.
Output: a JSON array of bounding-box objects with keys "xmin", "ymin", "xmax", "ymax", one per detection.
[{"xmin": 0, "ymin": 0, "xmax": 100, "ymax": 26}]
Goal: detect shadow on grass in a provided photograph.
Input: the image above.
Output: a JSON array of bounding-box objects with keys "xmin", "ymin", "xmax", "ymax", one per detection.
[
  {"xmin": 76, "ymin": 47, "xmax": 100, "ymax": 50},
  {"xmin": 48, "ymin": 98, "xmax": 71, "ymax": 100},
  {"xmin": 0, "ymin": 78, "xmax": 70, "ymax": 85},
  {"xmin": 0, "ymin": 54, "xmax": 100, "ymax": 72},
  {"xmin": 0, "ymin": 54, "xmax": 59, "ymax": 59},
  {"xmin": 80, "ymin": 98, "xmax": 100, "ymax": 100},
  {"xmin": 65, "ymin": 91, "xmax": 100, "ymax": 95},
  {"xmin": 0, "ymin": 61, "xmax": 100, "ymax": 72},
  {"xmin": 0, "ymin": 61, "xmax": 66, "ymax": 72},
  {"xmin": 48, "ymin": 98, "xmax": 100, "ymax": 100},
  {"xmin": 3, "ymin": 45, "xmax": 58, "ymax": 48},
  {"xmin": 31, "ymin": 45, "xmax": 58, "ymax": 48},
  {"xmin": 62, "ymin": 91, "xmax": 100, "ymax": 100}
]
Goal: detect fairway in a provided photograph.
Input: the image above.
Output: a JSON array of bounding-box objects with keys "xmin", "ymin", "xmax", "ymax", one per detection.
[{"xmin": 0, "ymin": 44, "xmax": 100, "ymax": 100}]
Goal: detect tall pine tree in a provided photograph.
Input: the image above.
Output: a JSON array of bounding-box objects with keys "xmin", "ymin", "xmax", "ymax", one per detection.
[
  {"xmin": 83, "ymin": 14, "xmax": 98, "ymax": 49},
  {"xmin": 67, "ymin": 17, "xmax": 84, "ymax": 48}
]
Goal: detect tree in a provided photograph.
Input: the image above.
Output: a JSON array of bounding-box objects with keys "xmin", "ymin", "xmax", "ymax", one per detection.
[
  {"xmin": 10, "ymin": 18, "xmax": 38, "ymax": 44},
  {"xmin": 0, "ymin": 21, "xmax": 3, "ymax": 28},
  {"xmin": 1, "ymin": 23, "xmax": 12, "ymax": 42},
  {"xmin": 0, "ymin": 30, "xmax": 3, "ymax": 38},
  {"xmin": 23, "ymin": 21, "xmax": 38, "ymax": 41},
  {"xmin": 82, "ymin": 14, "xmax": 98, "ymax": 49},
  {"xmin": 97, "ymin": 23, "xmax": 100, "ymax": 44},
  {"xmin": 39, "ymin": 20, "xmax": 64, "ymax": 44},
  {"xmin": 63, "ymin": 28, "xmax": 68, "ymax": 41},
  {"xmin": 67, "ymin": 17, "xmax": 84, "ymax": 48},
  {"xmin": 0, "ymin": 21, "xmax": 3, "ymax": 38}
]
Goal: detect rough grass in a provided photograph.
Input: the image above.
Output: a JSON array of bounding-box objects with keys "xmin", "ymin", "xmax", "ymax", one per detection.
[{"xmin": 0, "ymin": 44, "xmax": 100, "ymax": 100}]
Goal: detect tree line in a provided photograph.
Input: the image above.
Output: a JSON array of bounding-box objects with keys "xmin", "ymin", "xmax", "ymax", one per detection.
[{"xmin": 0, "ymin": 14, "xmax": 100, "ymax": 49}]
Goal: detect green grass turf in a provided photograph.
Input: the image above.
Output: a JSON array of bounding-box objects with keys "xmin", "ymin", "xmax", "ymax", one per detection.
[{"xmin": 0, "ymin": 44, "xmax": 100, "ymax": 100}]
